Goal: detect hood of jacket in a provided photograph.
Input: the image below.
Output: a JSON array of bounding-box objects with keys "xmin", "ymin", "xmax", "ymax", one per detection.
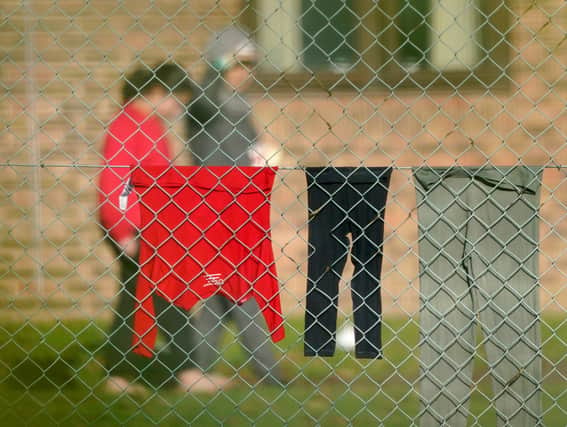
[{"xmin": 205, "ymin": 25, "xmax": 257, "ymax": 73}]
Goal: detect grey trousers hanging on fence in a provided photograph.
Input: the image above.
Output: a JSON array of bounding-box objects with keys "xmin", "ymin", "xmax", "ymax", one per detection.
[{"xmin": 413, "ymin": 166, "xmax": 543, "ymax": 427}]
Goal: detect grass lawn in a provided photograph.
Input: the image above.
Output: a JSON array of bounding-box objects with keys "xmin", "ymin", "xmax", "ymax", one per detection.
[{"xmin": 0, "ymin": 314, "xmax": 564, "ymax": 426}]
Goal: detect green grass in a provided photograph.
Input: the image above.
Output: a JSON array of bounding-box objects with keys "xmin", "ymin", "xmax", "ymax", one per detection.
[{"xmin": 0, "ymin": 314, "xmax": 565, "ymax": 426}]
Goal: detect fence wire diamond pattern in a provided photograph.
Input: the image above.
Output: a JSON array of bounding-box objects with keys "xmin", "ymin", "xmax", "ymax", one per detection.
[{"xmin": 1, "ymin": 0, "xmax": 566, "ymax": 426}]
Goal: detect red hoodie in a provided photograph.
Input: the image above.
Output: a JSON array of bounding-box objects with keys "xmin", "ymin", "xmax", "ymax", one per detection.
[
  {"xmin": 97, "ymin": 104, "xmax": 171, "ymax": 242},
  {"xmin": 130, "ymin": 165, "xmax": 285, "ymax": 357}
]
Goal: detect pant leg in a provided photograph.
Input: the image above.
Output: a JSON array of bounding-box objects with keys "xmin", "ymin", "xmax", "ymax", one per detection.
[
  {"xmin": 467, "ymin": 170, "xmax": 542, "ymax": 426},
  {"xmin": 347, "ymin": 171, "xmax": 390, "ymax": 359},
  {"xmin": 231, "ymin": 298, "xmax": 284, "ymax": 382},
  {"xmin": 191, "ymin": 295, "xmax": 232, "ymax": 372},
  {"xmin": 103, "ymin": 238, "xmax": 195, "ymax": 384},
  {"xmin": 414, "ymin": 173, "xmax": 477, "ymax": 427},
  {"xmin": 103, "ymin": 242, "xmax": 149, "ymax": 378},
  {"xmin": 152, "ymin": 295, "xmax": 195, "ymax": 376},
  {"xmin": 191, "ymin": 295, "xmax": 283, "ymax": 381},
  {"xmin": 304, "ymin": 170, "xmax": 349, "ymax": 357}
]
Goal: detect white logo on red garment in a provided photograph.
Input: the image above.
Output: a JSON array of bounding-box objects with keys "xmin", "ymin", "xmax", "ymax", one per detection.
[{"xmin": 203, "ymin": 273, "xmax": 224, "ymax": 287}]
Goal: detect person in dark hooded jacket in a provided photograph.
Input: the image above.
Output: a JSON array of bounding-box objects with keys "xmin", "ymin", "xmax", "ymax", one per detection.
[
  {"xmin": 186, "ymin": 26, "xmax": 284, "ymax": 385},
  {"xmin": 188, "ymin": 26, "xmax": 261, "ymax": 166}
]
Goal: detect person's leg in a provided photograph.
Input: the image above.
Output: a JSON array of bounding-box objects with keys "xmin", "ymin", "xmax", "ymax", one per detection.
[
  {"xmin": 347, "ymin": 168, "xmax": 391, "ymax": 359},
  {"xmin": 152, "ymin": 294, "xmax": 231, "ymax": 392},
  {"xmin": 231, "ymin": 298, "xmax": 284, "ymax": 383},
  {"xmin": 102, "ymin": 240, "xmax": 152, "ymax": 395},
  {"xmin": 191, "ymin": 295, "xmax": 233, "ymax": 372},
  {"xmin": 468, "ymin": 169, "xmax": 542, "ymax": 426},
  {"xmin": 103, "ymin": 243, "xmax": 188, "ymax": 389},
  {"xmin": 414, "ymin": 172, "xmax": 477, "ymax": 427},
  {"xmin": 141, "ymin": 295, "xmax": 194, "ymax": 387},
  {"xmin": 304, "ymin": 168, "xmax": 350, "ymax": 357},
  {"xmin": 103, "ymin": 242, "xmax": 147, "ymax": 379}
]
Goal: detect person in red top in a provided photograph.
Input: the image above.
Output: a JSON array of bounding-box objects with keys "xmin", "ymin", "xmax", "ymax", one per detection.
[{"xmin": 97, "ymin": 62, "xmax": 230, "ymax": 395}]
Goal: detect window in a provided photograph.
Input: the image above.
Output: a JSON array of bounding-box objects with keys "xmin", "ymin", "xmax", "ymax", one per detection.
[
  {"xmin": 300, "ymin": 0, "xmax": 358, "ymax": 72},
  {"xmin": 242, "ymin": 0, "xmax": 511, "ymax": 90}
]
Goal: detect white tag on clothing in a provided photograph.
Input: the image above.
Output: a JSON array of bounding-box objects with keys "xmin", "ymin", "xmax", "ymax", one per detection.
[
  {"xmin": 119, "ymin": 194, "xmax": 128, "ymax": 211},
  {"xmin": 119, "ymin": 178, "xmax": 132, "ymax": 211}
]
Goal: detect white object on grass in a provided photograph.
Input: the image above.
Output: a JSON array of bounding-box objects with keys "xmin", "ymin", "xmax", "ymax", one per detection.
[{"xmin": 336, "ymin": 322, "xmax": 356, "ymax": 352}]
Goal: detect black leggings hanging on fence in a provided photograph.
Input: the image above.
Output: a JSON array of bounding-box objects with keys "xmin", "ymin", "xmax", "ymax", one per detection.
[{"xmin": 304, "ymin": 167, "xmax": 392, "ymax": 359}]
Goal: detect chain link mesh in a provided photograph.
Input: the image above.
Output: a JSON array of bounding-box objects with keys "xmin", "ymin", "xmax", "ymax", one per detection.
[{"xmin": 1, "ymin": 0, "xmax": 566, "ymax": 425}]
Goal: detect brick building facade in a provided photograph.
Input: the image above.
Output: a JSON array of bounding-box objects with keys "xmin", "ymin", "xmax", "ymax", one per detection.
[{"xmin": 1, "ymin": 0, "xmax": 565, "ymax": 320}]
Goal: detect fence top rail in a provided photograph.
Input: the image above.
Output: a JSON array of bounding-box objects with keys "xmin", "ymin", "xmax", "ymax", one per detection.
[{"xmin": 3, "ymin": 163, "xmax": 567, "ymax": 170}]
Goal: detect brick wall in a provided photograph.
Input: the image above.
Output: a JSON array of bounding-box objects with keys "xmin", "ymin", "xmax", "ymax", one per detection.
[{"xmin": 1, "ymin": 0, "xmax": 565, "ymax": 320}]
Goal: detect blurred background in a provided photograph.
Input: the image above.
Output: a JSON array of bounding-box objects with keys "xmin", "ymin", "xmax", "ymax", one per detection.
[{"xmin": 1, "ymin": 1, "xmax": 565, "ymax": 425}]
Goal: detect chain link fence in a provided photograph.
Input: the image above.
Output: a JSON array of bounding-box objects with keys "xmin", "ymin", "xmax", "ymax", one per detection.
[{"xmin": 1, "ymin": 0, "xmax": 566, "ymax": 425}]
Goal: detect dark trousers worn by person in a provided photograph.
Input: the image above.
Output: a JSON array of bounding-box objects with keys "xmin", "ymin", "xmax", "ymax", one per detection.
[
  {"xmin": 103, "ymin": 239, "xmax": 195, "ymax": 387},
  {"xmin": 304, "ymin": 167, "xmax": 392, "ymax": 359}
]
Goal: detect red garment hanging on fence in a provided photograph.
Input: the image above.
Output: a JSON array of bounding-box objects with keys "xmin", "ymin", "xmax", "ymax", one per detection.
[{"xmin": 130, "ymin": 165, "xmax": 285, "ymax": 357}]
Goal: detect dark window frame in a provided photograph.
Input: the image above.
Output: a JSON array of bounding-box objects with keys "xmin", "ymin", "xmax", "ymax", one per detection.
[{"xmin": 241, "ymin": 0, "xmax": 512, "ymax": 92}]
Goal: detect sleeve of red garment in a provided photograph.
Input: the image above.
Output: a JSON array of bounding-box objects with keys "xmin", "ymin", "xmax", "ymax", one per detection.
[
  {"xmin": 97, "ymin": 114, "xmax": 139, "ymax": 242},
  {"xmin": 131, "ymin": 270, "xmax": 158, "ymax": 358},
  {"xmin": 251, "ymin": 167, "xmax": 285, "ymax": 343},
  {"xmin": 254, "ymin": 246, "xmax": 285, "ymax": 343},
  {"xmin": 254, "ymin": 288, "xmax": 285, "ymax": 342}
]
